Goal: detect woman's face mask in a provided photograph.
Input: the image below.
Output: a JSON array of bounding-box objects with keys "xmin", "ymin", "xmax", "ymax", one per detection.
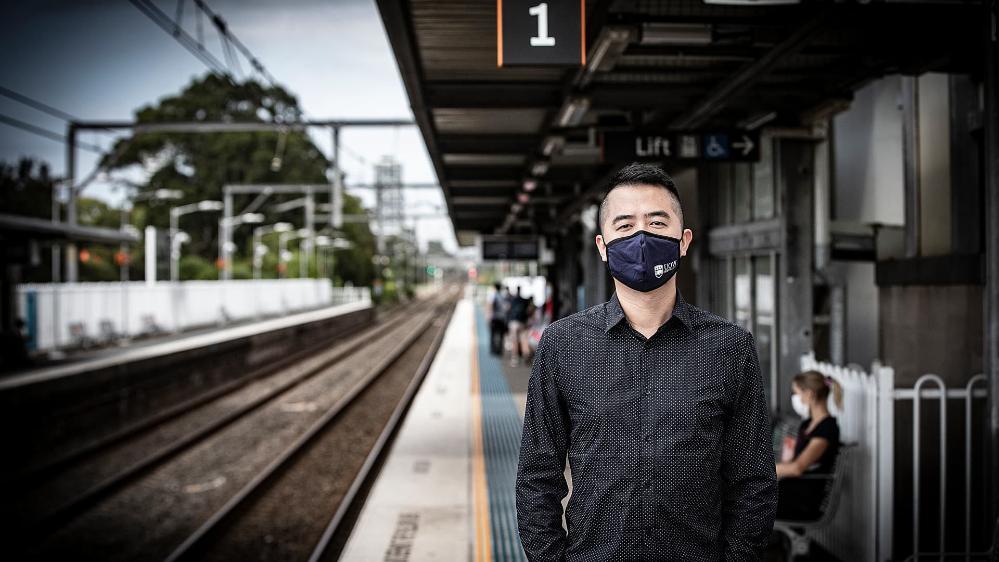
[
  {"xmin": 603, "ymin": 230, "xmax": 681, "ymax": 292},
  {"xmin": 791, "ymin": 393, "xmax": 810, "ymax": 419}
]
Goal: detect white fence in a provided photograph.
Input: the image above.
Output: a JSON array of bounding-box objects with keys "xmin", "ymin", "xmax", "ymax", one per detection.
[
  {"xmin": 799, "ymin": 351, "xmax": 893, "ymax": 562},
  {"xmin": 799, "ymin": 352, "xmax": 991, "ymax": 561},
  {"xmin": 17, "ymin": 280, "xmax": 371, "ymax": 352}
]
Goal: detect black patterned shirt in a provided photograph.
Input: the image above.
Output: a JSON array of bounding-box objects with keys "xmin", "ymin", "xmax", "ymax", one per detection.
[{"xmin": 515, "ymin": 288, "xmax": 777, "ymax": 561}]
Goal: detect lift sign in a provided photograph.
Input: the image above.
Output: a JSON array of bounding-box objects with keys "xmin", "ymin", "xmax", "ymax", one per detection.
[
  {"xmin": 601, "ymin": 130, "xmax": 761, "ymax": 163},
  {"xmin": 498, "ymin": 0, "xmax": 585, "ymax": 67}
]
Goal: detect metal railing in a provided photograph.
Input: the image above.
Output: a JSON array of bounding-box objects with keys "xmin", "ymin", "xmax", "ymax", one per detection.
[
  {"xmin": 899, "ymin": 373, "xmax": 989, "ymax": 561},
  {"xmin": 800, "ymin": 352, "xmax": 992, "ymax": 561}
]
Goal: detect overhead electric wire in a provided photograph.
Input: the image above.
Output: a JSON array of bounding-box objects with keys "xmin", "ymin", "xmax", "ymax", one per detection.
[
  {"xmin": 0, "ymin": 86, "xmax": 79, "ymax": 123},
  {"xmin": 127, "ymin": 0, "xmax": 231, "ymax": 78},
  {"xmin": 192, "ymin": 0, "xmax": 278, "ymax": 87},
  {"xmin": 0, "ymin": 85, "xmax": 120, "ymax": 140},
  {"xmin": 0, "ymin": 113, "xmax": 104, "ymax": 153}
]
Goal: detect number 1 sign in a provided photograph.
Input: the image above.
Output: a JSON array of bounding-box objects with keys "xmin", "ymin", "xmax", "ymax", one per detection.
[{"xmin": 498, "ymin": 0, "xmax": 585, "ymax": 67}]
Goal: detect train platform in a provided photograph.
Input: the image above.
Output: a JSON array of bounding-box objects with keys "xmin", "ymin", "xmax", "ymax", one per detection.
[
  {"xmin": 341, "ymin": 294, "xmax": 550, "ymax": 561},
  {"xmin": 0, "ymin": 299, "xmax": 375, "ymax": 480},
  {"xmin": 0, "ymin": 299, "xmax": 373, "ymax": 392}
]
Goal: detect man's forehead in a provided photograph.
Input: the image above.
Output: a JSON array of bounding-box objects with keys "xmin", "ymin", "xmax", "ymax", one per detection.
[{"xmin": 605, "ymin": 184, "xmax": 677, "ymax": 212}]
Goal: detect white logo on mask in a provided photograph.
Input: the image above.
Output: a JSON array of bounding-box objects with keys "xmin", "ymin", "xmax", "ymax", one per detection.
[{"xmin": 654, "ymin": 260, "xmax": 677, "ymax": 278}]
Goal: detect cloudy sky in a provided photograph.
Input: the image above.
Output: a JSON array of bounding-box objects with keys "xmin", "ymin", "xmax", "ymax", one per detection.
[{"xmin": 0, "ymin": 0, "xmax": 456, "ymax": 252}]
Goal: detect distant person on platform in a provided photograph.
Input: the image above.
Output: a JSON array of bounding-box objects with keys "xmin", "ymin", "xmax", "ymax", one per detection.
[
  {"xmin": 489, "ymin": 283, "xmax": 510, "ymax": 356},
  {"xmin": 507, "ymin": 286, "xmax": 530, "ymax": 367},
  {"xmin": 516, "ymin": 162, "xmax": 777, "ymax": 560}
]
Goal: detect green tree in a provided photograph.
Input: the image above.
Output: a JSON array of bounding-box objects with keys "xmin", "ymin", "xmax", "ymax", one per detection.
[
  {"xmin": 76, "ymin": 197, "xmax": 122, "ymax": 281},
  {"xmin": 101, "ymin": 73, "xmax": 376, "ymax": 285}
]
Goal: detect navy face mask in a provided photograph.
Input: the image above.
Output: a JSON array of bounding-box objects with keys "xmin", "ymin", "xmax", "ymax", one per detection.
[{"xmin": 603, "ymin": 230, "xmax": 681, "ymax": 292}]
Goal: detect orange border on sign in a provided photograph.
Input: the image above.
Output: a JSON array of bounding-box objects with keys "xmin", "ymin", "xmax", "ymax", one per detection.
[
  {"xmin": 497, "ymin": 0, "xmax": 504, "ymax": 67},
  {"xmin": 580, "ymin": 0, "xmax": 586, "ymax": 65}
]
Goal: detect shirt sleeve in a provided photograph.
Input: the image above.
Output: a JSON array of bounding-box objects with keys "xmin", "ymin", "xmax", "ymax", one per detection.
[
  {"xmin": 720, "ymin": 330, "xmax": 779, "ymax": 561},
  {"xmin": 515, "ymin": 325, "xmax": 570, "ymax": 561}
]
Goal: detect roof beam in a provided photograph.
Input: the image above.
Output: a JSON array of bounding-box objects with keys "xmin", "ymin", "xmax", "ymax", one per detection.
[
  {"xmin": 425, "ymin": 82, "xmax": 563, "ymax": 108},
  {"xmin": 666, "ymin": 10, "xmax": 831, "ymax": 130}
]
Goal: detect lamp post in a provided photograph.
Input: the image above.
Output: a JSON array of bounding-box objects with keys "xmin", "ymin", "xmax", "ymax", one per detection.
[
  {"xmin": 117, "ymin": 187, "xmax": 183, "ymax": 282},
  {"xmin": 217, "ymin": 212, "xmax": 265, "ymax": 279},
  {"xmin": 169, "ymin": 200, "xmax": 224, "ymax": 282},
  {"xmin": 315, "ymin": 236, "xmax": 352, "ymax": 283},
  {"xmin": 251, "ymin": 222, "xmax": 293, "ymax": 279},
  {"xmin": 277, "ymin": 228, "xmax": 313, "ymax": 279}
]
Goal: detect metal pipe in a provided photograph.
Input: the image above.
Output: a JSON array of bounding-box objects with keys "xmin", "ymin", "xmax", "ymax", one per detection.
[
  {"xmin": 902, "ymin": 75, "xmax": 921, "ymax": 258},
  {"xmin": 222, "ymin": 191, "xmax": 233, "ymax": 281},
  {"xmin": 983, "ymin": 0, "xmax": 999, "ymax": 532},
  {"xmin": 69, "ymin": 119, "xmax": 414, "ymax": 131},
  {"xmin": 912, "ymin": 373, "xmax": 947, "ymax": 559},
  {"xmin": 966, "ymin": 374, "xmax": 987, "ymax": 561},
  {"xmin": 65, "ymin": 122, "xmax": 77, "ymax": 283}
]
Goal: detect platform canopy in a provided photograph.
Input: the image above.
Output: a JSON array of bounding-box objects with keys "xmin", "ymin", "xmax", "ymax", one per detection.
[
  {"xmin": 0, "ymin": 213, "xmax": 138, "ymax": 245},
  {"xmin": 376, "ymin": 0, "xmax": 984, "ymax": 245}
]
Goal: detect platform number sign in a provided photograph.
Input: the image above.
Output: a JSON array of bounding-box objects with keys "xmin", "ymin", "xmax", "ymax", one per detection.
[{"xmin": 498, "ymin": 0, "xmax": 585, "ymax": 67}]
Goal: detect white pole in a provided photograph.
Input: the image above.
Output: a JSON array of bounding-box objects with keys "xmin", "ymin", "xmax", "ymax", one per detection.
[
  {"xmin": 169, "ymin": 209, "xmax": 179, "ymax": 282},
  {"xmin": 145, "ymin": 225, "xmax": 157, "ymax": 286}
]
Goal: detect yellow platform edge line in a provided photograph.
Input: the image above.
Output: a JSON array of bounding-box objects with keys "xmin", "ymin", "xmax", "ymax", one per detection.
[{"xmin": 471, "ymin": 318, "xmax": 493, "ymax": 562}]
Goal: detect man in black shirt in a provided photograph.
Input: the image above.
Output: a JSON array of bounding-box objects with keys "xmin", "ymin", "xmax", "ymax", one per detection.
[{"xmin": 516, "ymin": 163, "xmax": 778, "ymax": 560}]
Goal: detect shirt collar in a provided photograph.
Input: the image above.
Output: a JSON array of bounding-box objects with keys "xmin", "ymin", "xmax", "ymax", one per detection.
[{"xmin": 604, "ymin": 287, "xmax": 694, "ymax": 334}]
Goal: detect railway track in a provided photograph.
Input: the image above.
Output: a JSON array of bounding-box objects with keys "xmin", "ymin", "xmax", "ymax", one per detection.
[
  {"xmin": 166, "ymin": 292, "xmax": 455, "ymax": 562},
  {"xmin": 10, "ymin": 287, "xmax": 459, "ymax": 560}
]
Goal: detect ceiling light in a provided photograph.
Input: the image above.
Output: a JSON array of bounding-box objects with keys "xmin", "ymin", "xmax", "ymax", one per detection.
[
  {"xmin": 556, "ymin": 97, "xmax": 590, "ymax": 128},
  {"xmin": 531, "ymin": 161, "xmax": 550, "ymax": 177},
  {"xmin": 738, "ymin": 111, "xmax": 778, "ymax": 130},
  {"xmin": 587, "ymin": 27, "xmax": 633, "ymax": 73},
  {"xmin": 702, "ymin": 0, "xmax": 799, "ymax": 5},
  {"xmin": 542, "ymin": 135, "xmax": 565, "ymax": 157},
  {"xmin": 639, "ymin": 23, "xmax": 713, "ymax": 46},
  {"xmin": 523, "ymin": 179, "xmax": 538, "ymax": 192},
  {"xmin": 517, "ymin": 193, "xmax": 530, "ymax": 204}
]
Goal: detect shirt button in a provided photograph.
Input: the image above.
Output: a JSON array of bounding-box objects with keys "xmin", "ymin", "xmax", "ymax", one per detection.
[
  {"xmin": 643, "ymin": 434, "xmax": 651, "ymax": 442},
  {"xmin": 643, "ymin": 388, "xmax": 650, "ymax": 396}
]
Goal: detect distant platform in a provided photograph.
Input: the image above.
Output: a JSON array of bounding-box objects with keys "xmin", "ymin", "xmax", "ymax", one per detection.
[{"xmin": 0, "ymin": 300, "xmax": 372, "ymax": 392}]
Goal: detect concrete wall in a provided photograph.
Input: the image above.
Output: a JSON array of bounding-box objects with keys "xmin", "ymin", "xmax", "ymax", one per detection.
[
  {"xmin": 917, "ymin": 73, "xmax": 953, "ymax": 257},
  {"xmin": 879, "ymin": 284, "xmax": 983, "ymax": 387},
  {"xmin": 833, "ymin": 76, "xmax": 907, "ymax": 368}
]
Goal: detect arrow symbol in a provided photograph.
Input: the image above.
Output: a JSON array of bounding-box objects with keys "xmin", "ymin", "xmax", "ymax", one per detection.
[{"xmin": 732, "ymin": 135, "xmax": 754, "ymax": 156}]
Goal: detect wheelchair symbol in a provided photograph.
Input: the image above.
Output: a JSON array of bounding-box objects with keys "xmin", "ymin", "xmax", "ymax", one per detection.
[{"xmin": 704, "ymin": 134, "xmax": 729, "ymax": 159}]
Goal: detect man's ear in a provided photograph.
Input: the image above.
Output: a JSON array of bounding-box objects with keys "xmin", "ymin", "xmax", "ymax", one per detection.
[
  {"xmin": 595, "ymin": 233, "xmax": 607, "ymax": 262},
  {"xmin": 679, "ymin": 228, "xmax": 693, "ymax": 257}
]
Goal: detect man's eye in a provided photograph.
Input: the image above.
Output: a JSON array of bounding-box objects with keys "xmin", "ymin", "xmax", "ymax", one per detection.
[
  {"xmin": 616, "ymin": 224, "xmax": 631, "ymax": 231},
  {"xmin": 651, "ymin": 221, "xmax": 665, "ymax": 227}
]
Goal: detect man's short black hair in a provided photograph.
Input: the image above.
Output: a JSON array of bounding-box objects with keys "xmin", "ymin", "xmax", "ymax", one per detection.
[{"xmin": 598, "ymin": 162, "xmax": 682, "ymax": 235}]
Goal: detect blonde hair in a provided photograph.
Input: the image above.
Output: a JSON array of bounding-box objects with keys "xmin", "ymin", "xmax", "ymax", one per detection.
[{"xmin": 792, "ymin": 370, "xmax": 843, "ymax": 410}]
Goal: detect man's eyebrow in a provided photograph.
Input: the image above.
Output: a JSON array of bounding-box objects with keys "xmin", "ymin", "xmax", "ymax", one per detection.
[
  {"xmin": 645, "ymin": 210, "xmax": 671, "ymax": 219},
  {"xmin": 611, "ymin": 213, "xmax": 635, "ymax": 223}
]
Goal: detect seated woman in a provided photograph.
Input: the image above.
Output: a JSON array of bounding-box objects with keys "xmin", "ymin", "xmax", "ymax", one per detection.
[{"xmin": 775, "ymin": 370, "xmax": 843, "ymax": 521}]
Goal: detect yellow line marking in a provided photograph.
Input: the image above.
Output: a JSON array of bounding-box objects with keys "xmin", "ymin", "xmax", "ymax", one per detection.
[{"xmin": 471, "ymin": 314, "xmax": 493, "ymax": 562}]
